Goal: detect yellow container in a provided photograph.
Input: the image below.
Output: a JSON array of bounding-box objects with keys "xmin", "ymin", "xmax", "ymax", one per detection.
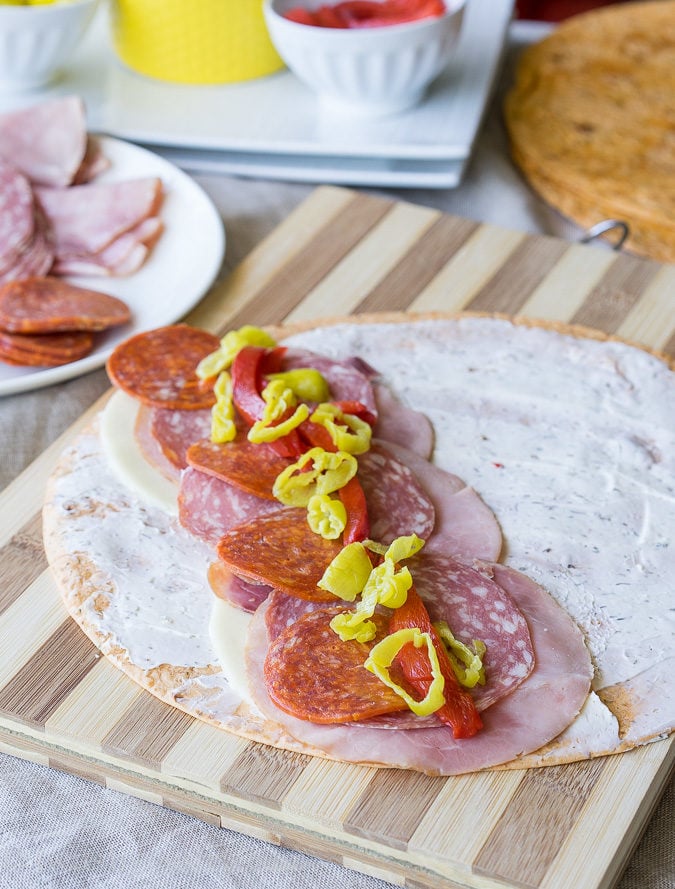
[{"xmin": 110, "ymin": 0, "xmax": 284, "ymax": 85}]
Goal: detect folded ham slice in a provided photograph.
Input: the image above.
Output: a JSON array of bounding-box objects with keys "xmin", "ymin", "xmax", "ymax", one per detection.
[
  {"xmin": 0, "ymin": 96, "xmax": 88, "ymax": 187},
  {"xmin": 36, "ymin": 177, "xmax": 162, "ymax": 255}
]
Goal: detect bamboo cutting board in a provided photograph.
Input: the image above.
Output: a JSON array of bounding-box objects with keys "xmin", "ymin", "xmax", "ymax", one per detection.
[{"xmin": 1, "ymin": 186, "xmax": 673, "ymax": 889}]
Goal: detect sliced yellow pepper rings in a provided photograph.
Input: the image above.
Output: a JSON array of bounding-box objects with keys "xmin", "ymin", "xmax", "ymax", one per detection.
[
  {"xmin": 307, "ymin": 494, "xmax": 347, "ymax": 540},
  {"xmin": 267, "ymin": 368, "xmax": 330, "ymax": 403},
  {"xmin": 273, "ymin": 447, "xmax": 358, "ymax": 507},
  {"xmin": 310, "ymin": 403, "xmax": 372, "ymax": 455},
  {"xmin": 364, "ymin": 628, "xmax": 446, "ymax": 716},
  {"xmin": 248, "ymin": 379, "xmax": 310, "ymax": 444},
  {"xmin": 210, "ymin": 371, "xmax": 237, "ymax": 443},
  {"xmin": 435, "ymin": 621, "xmax": 487, "ymax": 689},
  {"xmin": 327, "ymin": 534, "xmax": 425, "ymax": 643},
  {"xmin": 317, "ymin": 542, "xmax": 373, "ymax": 601},
  {"xmin": 196, "ymin": 325, "xmax": 276, "ymax": 380}
]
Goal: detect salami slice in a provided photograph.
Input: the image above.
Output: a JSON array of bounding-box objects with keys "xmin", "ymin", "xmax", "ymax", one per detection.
[
  {"xmin": 0, "ymin": 161, "xmax": 36, "ymax": 273},
  {"xmin": 281, "ymin": 348, "xmax": 378, "ymax": 416},
  {"xmin": 410, "ymin": 554, "xmax": 534, "ymax": 710},
  {"xmin": 216, "ymin": 508, "xmax": 340, "ymax": 602},
  {"xmin": 264, "ymin": 608, "xmax": 407, "ymax": 723},
  {"xmin": 207, "ymin": 561, "xmax": 270, "ymax": 612},
  {"xmin": 151, "ymin": 407, "xmax": 212, "ymax": 470},
  {"xmin": 0, "ymin": 329, "xmax": 94, "ymax": 367},
  {"xmin": 106, "ymin": 325, "xmax": 219, "ymax": 410},
  {"xmin": 186, "ymin": 436, "xmax": 291, "ymax": 501},
  {"xmin": 264, "ymin": 590, "xmax": 329, "ymax": 640},
  {"xmin": 245, "ymin": 565, "xmax": 593, "ymax": 774},
  {"xmin": 178, "ymin": 467, "xmax": 280, "ymax": 546},
  {"xmin": 0, "ymin": 277, "xmax": 131, "ymax": 333},
  {"xmin": 358, "ymin": 442, "xmax": 435, "ymax": 544}
]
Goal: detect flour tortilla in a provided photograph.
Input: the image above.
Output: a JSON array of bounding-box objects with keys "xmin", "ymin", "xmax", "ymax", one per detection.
[
  {"xmin": 504, "ymin": 1, "xmax": 675, "ymax": 263},
  {"xmin": 43, "ymin": 312, "xmax": 675, "ymax": 773}
]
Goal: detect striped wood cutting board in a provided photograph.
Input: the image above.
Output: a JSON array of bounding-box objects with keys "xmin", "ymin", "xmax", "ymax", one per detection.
[{"xmin": 1, "ymin": 186, "xmax": 673, "ymax": 889}]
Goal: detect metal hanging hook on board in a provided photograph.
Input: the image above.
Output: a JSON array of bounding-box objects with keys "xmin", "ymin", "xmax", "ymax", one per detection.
[{"xmin": 579, "ymin": 219, "xmax": 630, "ymax": 251}]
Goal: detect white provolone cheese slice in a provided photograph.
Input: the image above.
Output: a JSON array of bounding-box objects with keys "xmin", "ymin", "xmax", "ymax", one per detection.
[
  {"xmin": 209, "ymin": 598, "xmax": 253, "ymax": 704},
  {"xmin": 100, "ymin": 390, "xmax": 178, "ymax": 515}
]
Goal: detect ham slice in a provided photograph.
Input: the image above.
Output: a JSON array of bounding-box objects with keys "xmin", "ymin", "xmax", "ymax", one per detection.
[
  {"xmin": 52, "ymin": 216, "xmax": 164, "ymax": 278},
  {"xmin": 373, "ymin": 381, "xmax": 434, "ymax": 459},
  {"xmin": 245, "ymin": 565, "xmax": 593, "ymax": 774},
  {"xmin": 36, "ymin": 178, "xmax": 163, "ymax": 256},
  {"xmin": 378, "ymin": 439, "xmax": 503, "ymax": 562},
  {"xmin": 0, "ymin": 96, "xmax": 88, "ymax": 187}
]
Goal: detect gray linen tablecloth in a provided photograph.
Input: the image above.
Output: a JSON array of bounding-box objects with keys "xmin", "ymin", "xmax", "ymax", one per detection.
[{"xmin": 0, "ymin": 27, "xmax": 672, "ymax": 889}]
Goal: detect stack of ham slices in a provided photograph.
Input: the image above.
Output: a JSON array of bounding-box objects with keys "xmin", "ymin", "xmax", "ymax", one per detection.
[
  {"xmin": 91, "ymin": 323, "xmax": 594, "ymax": 775},
  {"xmin": 0, "ymin": 95, "xmax": 163, "ymax": 281}
]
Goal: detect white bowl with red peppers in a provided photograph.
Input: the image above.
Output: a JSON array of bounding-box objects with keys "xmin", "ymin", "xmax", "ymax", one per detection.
[{"xmin": 263, "ymin": 0, "xmax": 467, "ymax": 116}]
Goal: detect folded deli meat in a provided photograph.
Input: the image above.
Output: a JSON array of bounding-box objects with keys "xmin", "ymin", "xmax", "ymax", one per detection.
[
  {"xmin": 0, "ymin": 95, "xmax": 163, "ymax": 282},
  {"xmin": 0, "ymin": 95, "xmax": 163, "ymax": 367},
  {"xmin": 43, "ymin": 315, "xmax": 674, "ymax": 774}
]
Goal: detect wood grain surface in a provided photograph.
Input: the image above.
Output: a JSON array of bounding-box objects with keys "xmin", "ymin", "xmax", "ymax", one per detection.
[{"xmin": 1, "ymin": 186, "xmax": 673, "ymax": 889}]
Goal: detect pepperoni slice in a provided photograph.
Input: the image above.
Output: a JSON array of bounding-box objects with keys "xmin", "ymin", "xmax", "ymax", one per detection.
[
  {"xmin": 186, "ymin": 436, "xmax": 291, "ymax": 501},
  {"xmin": 0, "ymin": 329, "xmax": 94, "ymax": 366},
  {"xmin": 106, "ymin": 325, "xmax": 219, "ymax": 409},
  {"xmin": 264, "ymin": 608, "xmax": 407, "ymax": 723},
  {"xmin": 216, "ymin": 508, "xmax": 340, "ymax": 602},
  {"xmin": 0, "ymin": 277, "xmax": 131, "ymax": 333}
]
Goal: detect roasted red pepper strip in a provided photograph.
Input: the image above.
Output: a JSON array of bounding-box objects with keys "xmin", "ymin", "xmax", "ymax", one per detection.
[
  {"xmin": 231, "ymin": 346, "xmax": 304, "ymax": 458},
  {"xmin": 389, "ymin": 586, "xmax": 483, "ymax": 739},
  {"xmin": 299, "ymin": 417, "xmax": 336, "ymax": 452},
  {"xmin": 338, "ymin": 475, "xmax": 370, "ymax": 544},
  {"xmin": 331, "ymin": 400, "xmax": 376, "ymax": 427}
]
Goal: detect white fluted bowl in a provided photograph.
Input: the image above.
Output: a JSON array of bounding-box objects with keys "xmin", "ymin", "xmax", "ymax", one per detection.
[
  {"xmin": 0, "ymin": 0, "xmax": 98, "ymax": 92},
  {"xmin": 263, "ymin": 0, "xmax": 466, "ymax": 116}
]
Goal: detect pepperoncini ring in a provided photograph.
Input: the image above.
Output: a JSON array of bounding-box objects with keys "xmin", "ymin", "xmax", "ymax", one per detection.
[
  {"xmin": 197, "ymin": 325, "xmax": 276, "ymax": 380},
  {"xmin": 364, "ymin": 628, "xmax": 446, "ymax": 716},
  {"xmin": 210, "ymin": 370, "xmax": 237, "ymax": 443},
  {"xmin": 307, "ymin": 494, "xmax": 347, "ymax": 540},
  {"xmin": 310, "ymin": 403, "xmax": 372, "ymax": 455},
  {"xmin": 273, "ymin": 447, "xmax": 358, "ymax": 507}
]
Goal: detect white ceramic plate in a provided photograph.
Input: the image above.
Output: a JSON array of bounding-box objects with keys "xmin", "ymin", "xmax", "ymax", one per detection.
[{"xmin": 0, "ymin": 136, "xmax": 225, "ymax": 397}]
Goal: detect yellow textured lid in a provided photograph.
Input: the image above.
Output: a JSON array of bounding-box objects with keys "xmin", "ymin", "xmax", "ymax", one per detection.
[{"xmin": 111, "ymin": 0, "xmax": 284, "ymax": 85}]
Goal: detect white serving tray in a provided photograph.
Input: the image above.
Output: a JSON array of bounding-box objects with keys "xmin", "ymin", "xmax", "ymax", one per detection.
[{"xmin": 0, "ymin": 0, "xmax": 514, "ymax": 188}]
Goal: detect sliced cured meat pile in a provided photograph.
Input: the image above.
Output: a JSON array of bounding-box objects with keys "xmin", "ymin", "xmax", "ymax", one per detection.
[
  {"xmin": 36, "ymin": 178, "xmax": 164, "ymax": 277},
  {"xmin": 102, "ymin": 321, "xmax": 597, "ymax": 773},
  {"xmin": 0, "ymin": 329, "xmax": 94, "ymax": 368},
  {"xmin": 0, "ymin": 162, "xmax": 54, "ymax": 285},
  {"xmin": 245, "ymin": 564, "xmax": 593, "ymax": 774},
  {"xmin": 0, "ymin": 277, "xmax": 131, "ymax": 368},
  {"xmin": 0, "ymin": 95, "xmax": 163, "ymax": 293}
]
